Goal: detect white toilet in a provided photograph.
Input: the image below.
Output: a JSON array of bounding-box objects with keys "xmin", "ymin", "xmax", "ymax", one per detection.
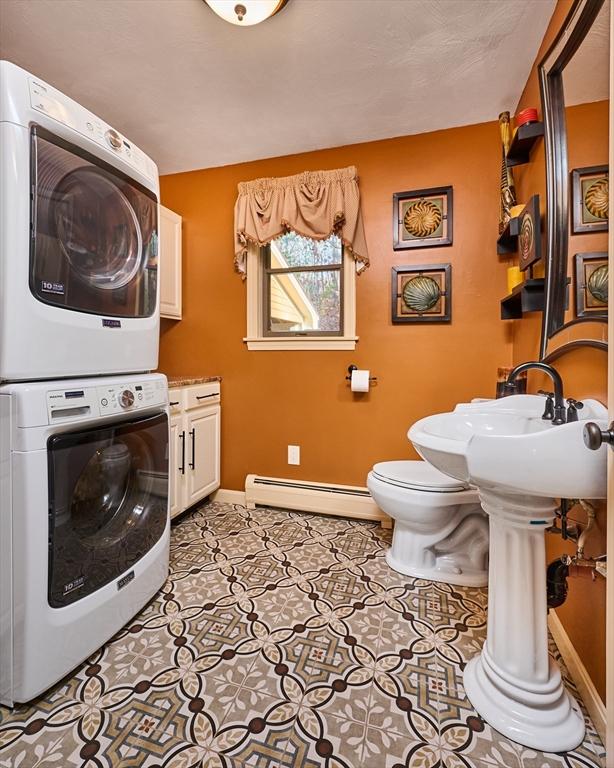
[{"xmin": 367, "ymin": 461, "xmax": 489, "ymax": 587}]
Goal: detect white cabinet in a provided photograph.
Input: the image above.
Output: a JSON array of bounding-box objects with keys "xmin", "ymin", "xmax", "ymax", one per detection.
[
  {"xmin": 169, "ymin": 382, "xmax": 221, "ymax": 520},
  {"xmin": 159, "ymin": 204, "xmax": 182, "ymax": 320}
]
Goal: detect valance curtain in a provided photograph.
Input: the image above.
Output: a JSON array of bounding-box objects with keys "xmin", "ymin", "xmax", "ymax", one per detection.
[{"xmin": 234, "ymin": 165, "xmax": 369, "ymax": 277}]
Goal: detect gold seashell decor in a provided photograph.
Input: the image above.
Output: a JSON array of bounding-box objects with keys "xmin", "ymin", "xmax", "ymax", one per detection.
[
  {"xmin": 584, "ymin": 178, "xmax": 609, "ymax": 220},
  {"xmin": 403, "ymin": 200, "xmax": 442, "ymax": 238}
]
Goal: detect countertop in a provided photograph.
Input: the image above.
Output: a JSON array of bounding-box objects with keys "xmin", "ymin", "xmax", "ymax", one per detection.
[{"xmin": 166, "ymin": 375, "xmax": 222, "ymax": 387}]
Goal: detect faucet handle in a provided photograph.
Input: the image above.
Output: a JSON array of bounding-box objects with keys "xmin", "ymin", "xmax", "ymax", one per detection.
[
  {"xmin": 540, "ymin": 392, "xmax": 555, "ymax": 421},
  {"xmin": 538, "ymin": 389, "xmax": 554, "ymax": 398},
  {"xmin": 566, "ymin": 399, "xmax": 584, "ymax": 423}
]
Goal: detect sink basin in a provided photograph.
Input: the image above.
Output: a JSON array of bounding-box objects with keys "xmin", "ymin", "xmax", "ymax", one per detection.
[
  {"xmin": 409, "ymin": 394, "xmax": 607, "ymax": 499},
  {"xmin": 407, "ymin": 394, "xmax": 608, "ymax": 753}
]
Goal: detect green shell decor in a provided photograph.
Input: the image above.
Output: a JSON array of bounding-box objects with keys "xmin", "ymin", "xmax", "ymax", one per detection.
[
  {"xmin": 587, "ymin": 264, "xmax": 608, "ymax": 304},
  {"xmin": 402, "ymin": 275, "xmax": 441, "ymax": 312}
]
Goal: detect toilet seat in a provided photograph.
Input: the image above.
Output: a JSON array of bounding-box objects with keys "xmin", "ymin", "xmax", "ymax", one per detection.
[{"xmin": 372, "ymin": 461, "xmax": 469, "ymax": 493}]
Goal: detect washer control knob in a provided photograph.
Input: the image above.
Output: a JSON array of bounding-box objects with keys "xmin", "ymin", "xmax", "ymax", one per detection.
[
  {"xmin": 119, "ymin": 389, "xmax": 135, "ymax": 408},
  {"xmin": 105, "ymin": 128, "xmax": 122, "ymax": 150}
]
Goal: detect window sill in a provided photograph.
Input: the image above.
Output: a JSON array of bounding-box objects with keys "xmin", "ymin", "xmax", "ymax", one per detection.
[{"xmin": 244, "ymin": 336, "xmax": 358, "ymax": 351}]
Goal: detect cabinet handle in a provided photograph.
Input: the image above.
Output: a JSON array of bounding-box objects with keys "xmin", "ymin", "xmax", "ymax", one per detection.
[
  {"xmin": 189, "ymin": 428, "xmax": 196, "ymax": 470},
  {"xmin": 179, "ymin": 431, "xmax": 186, "ymax": 475},
  {"xmin": 196, "ymin": 393, "xmax": 218, "ymax": 400},
  {"xmin": 169, "ymin": 400, "xmax": 180, "ymax": 406}
]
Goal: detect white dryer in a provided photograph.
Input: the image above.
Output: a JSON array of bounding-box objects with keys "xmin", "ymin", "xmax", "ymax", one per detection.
[
  {"xmin": 0, "ymin": 61, "xmax": 160, "ymax": 381},
  {"xmin": 0, "ymin": 373, "xmax": 170, "ymax": 706}
]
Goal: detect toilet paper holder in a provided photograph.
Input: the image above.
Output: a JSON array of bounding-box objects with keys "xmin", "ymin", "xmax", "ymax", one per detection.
[{"xmin": 345, "ymin": 365, "xmax": 377, "ymax": 384}]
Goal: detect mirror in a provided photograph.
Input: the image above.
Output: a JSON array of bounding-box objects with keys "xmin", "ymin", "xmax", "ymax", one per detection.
[{"xmin": 539, "ymin": 0, "xmax": 610, "ymax": 360}]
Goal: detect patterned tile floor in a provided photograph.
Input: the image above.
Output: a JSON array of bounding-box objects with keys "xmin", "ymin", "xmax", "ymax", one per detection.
[{"xmin": 0, "ymin": 502, "xmax": 606, "ymax": 768}]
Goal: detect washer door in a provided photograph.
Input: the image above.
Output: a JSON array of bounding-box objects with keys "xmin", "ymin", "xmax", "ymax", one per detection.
[
  {"xmin": 30, "ymin": 126, "xmax": 158, "ymax": 318},
  {"xmin": 47, "ymin": 412, "xmax": 168, "ymax": 607}
]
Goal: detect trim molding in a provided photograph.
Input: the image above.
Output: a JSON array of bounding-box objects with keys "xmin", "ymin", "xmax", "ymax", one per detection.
[
  {"xmin": 548, "ymin": 610, "xmax": 606, "ymax": 744},
  {"xmin": 210, "ymin": 488, "xmax": 247, "ymax": 505}
]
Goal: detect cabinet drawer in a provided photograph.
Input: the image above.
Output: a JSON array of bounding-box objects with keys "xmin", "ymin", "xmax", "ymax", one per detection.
[
  {"xmin": 185, "ymin": 382, "xmax": 221, "ymax": 410},
  {"xmin": 168, "ymin": 388, "xmax": 184, "ymax": 414}
]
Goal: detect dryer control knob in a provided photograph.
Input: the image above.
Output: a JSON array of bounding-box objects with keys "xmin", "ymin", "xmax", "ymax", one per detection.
[
  {"xmin": 119, "ymin": 389, "xmax": 135, "ymax": 408},
  {"xmin": 105, "ymin": 129, "xmax": 122, "ymax": 150}
]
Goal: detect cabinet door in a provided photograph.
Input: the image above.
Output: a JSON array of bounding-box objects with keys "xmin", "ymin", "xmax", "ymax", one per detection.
[
  {"xmin": 169, "ymin": 413, "xmax": 186, "ymax": 519},
  {"xmin": 159, "ymin": 205, "xmax": 182, "ymax": 319},
  {"xmin": 186, "ymin": 405, "xmax": 221, "ymax": 507}
]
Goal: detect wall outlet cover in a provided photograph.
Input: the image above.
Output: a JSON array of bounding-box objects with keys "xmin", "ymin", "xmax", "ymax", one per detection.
[{"xmin": 288, "ymin": 445, "xmax": 300, "ymax": 465}]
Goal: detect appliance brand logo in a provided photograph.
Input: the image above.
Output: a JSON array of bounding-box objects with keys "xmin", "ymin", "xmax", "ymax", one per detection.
[
  {"xmin": 41, "ymin": 280, "xmax": 65, "ymax": 295},
  {"xmin": 102, "ymin": 319, "xmax": 121, "ymax": 328},
  {"xmin": 117, "ymin": 571, "xmax": 135, "ymax": 591}
]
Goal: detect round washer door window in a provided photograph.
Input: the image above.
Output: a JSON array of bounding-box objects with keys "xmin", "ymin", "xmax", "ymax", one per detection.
[{"xmin": 53, "ymin": 167, "xmax": 144, "ymax": 290}]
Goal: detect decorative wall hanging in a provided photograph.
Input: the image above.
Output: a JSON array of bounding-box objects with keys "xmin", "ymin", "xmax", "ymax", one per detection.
[
  {"xmin": 571, "ymin": 165, "xmax": 609, "ymax": 234},
  {"xmin": 575, "ymin": 252, "xmax": 608, "ymax": 318},
  {"xmin": 391, "ymin": 264, "xmax": 451, "ymax": 323},
  {"xmin": 518, "ymin": 194, "xmax": 542, "ymax": 271},
  {"xmin": 392, "ymin": 186, "xmax": 453, "ymax": 250},
  {"xmin": 498, "ymin": 111, "xmax": 517, "ymax": 233}
]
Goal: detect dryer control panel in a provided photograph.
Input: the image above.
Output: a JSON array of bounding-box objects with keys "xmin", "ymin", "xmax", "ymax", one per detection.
[
  {"xmin": 28, "ymin": 77, "xmax": 157, "ymax": 183},
  {"xmin": 46, "ymin": 377, "xmax": 167, "ymax": 423}
]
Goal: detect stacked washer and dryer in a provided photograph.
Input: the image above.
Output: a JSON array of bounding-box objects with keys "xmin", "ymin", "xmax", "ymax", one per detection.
[{"xmin": 0, "ymin": 61, "xmax": 170, "ymax": 706}]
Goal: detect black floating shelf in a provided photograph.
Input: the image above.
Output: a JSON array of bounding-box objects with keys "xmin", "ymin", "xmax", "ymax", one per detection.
[
  {"xmin": 500, "ymin": 279, "xmax": 545, "ymax": 320},
  {"xmin": 506, "ymin": 121, "xmax": 544, "ymax": 167},
  {"xmin": 497, "ymin": 216, "xmax": 520, "ymax": 255}
]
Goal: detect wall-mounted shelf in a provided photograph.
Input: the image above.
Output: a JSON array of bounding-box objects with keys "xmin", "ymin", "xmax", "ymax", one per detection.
[
  {"xmin": 500, "ymin": 278, "xmax": 545, "ymax": 319},
  {"xmin": 497, "ymin": 217, "xmax": 520, "ymax": 255},
  {"xmin": 506, "ymin": 122, "xmax": 544, "ymax": 167}
]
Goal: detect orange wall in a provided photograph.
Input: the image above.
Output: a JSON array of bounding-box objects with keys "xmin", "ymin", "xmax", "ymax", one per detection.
[
  {"xmin": 512, "ymin": 0, "xmax": 608, "ymax": 702},
  {"xmin": 159, "ymin": 122, "xmax": 512, "ymax": 491}
]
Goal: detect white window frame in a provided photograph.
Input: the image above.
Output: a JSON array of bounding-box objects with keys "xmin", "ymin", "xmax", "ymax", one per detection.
[{"xmin": 243, "ymin": 242, "xmax": 358, "ymax": 351}]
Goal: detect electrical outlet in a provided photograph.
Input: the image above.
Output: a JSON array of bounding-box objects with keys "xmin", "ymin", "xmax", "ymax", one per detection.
[{"xmin": 288, "ymin": 445, "xmax": 300, "ymax": 465}]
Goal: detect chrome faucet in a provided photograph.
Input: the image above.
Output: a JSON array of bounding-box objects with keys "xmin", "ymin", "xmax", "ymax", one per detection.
[{"xmin": 506, "ymin": 361, "xmax": 566, "ymax": 425}]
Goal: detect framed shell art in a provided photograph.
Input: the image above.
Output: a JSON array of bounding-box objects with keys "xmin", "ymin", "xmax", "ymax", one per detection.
[
  {"xmin": 575, "ymin": 252, "xmax": 608, "ymax": 319},
  {"xmin": 391, "ymin": 264, "xmax": 451, "ymax": 324},
  {"xmin": 392, "ymin": 186, "xmax": 453, "ymax": 250},
  {"xmin": 518, "ymin": 194, "xmax": 542, "ymax": 271},
  {"xmin": 571, "ymin": 166, "xmax": 609, "ymax": 234}
]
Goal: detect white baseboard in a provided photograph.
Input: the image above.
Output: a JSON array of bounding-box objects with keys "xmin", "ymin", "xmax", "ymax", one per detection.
[
  {"xmin": 210, "ymin": 488, "xmax": 246, "ymax": 505},
  {"xmin": 548, "ymin": 610, "xmax": 606, "ymax": 745}
]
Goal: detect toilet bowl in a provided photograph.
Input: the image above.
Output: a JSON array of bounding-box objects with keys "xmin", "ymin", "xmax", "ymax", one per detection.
[{"xmin": 367, "ymin": 460, "xmax": 489, "ymax": 587}]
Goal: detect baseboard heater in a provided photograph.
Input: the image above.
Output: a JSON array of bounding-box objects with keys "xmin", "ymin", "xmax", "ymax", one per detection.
[{"xmin": 244, "ymin": 474, "xmax": 390, "ymax": 526}]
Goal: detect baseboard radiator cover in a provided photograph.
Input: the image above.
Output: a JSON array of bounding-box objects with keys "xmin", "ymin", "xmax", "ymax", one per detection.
[{"xmin": 244, "ymin": 475, "xmax": 390, "ymax": 526}]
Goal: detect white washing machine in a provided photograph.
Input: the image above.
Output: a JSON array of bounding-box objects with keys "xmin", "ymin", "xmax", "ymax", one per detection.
[
  {"xmin": 0, "ymin": 373, "xmax": 170, "ymax": 706},
  {"xmin": 0, "ymin": 60, "xmax": 160, "ymax": 381}
]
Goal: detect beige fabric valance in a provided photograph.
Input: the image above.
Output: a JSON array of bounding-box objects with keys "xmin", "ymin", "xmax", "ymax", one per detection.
[{"xmin": 234, "ymin": 165, "xmax": 369, "ymax": 277}]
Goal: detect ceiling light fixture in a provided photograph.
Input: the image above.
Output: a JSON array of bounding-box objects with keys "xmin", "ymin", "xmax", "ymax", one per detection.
[{"xmin": 205, "ymin": 0, "xmax": 289, "ymax": 27}]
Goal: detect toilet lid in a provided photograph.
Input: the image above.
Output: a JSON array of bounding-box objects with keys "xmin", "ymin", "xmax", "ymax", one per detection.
[{"xmin": 372, "ymin": 461, "xmax": 469, "ymax": 493}]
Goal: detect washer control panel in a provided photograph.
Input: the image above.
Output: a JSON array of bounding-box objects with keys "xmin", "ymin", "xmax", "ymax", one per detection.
[{"xmin": 46, "ymin": 377, "xmax": 167, "ymax": 423}]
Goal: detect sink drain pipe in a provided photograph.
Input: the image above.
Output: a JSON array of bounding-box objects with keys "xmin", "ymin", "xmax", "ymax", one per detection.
[{"xmin": 547, "ymin": 500, "xmax": 605, "ymax": 609}]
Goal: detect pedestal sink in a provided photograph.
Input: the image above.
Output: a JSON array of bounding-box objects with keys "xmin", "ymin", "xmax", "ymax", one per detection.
[{"xmin": 409, "ymin": 395, "xmax": 608, "ymax": 752}]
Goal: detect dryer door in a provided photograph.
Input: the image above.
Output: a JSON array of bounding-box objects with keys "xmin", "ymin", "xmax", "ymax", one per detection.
[
  {"xmin": 30, "ymin": 126, "xmax": 158, "ymax": 318},
  {"xmin": 47, "ymin": 412, "xmax": 168, "ymax": 607}
]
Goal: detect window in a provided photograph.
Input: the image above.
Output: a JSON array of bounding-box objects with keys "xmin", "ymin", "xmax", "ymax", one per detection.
[{"xmin": 244, "ymin": 231, "xmax": 357, "ymax": 350}]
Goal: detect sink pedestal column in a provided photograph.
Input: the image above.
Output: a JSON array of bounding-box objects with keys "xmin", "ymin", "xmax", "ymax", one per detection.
[{"xmin": 463, "ymin": 489, "xmax": 585, "ymax": 752}]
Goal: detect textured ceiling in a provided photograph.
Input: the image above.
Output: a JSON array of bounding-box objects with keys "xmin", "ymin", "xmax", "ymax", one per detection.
[{"xmin": 0, "ymin": 0, "xmax": 556, "ymax": 174}]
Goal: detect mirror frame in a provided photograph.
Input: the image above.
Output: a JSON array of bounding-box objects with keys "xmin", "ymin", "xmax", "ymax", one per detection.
[{"xmin": 538, "ymin": 0, "xmax": 607, "ymax": 360}]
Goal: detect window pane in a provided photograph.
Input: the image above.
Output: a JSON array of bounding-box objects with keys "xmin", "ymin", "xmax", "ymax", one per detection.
[
  {"xmin": 268, "ymin": 269, "xmax": 341, "ymax": 333},
  {"xmin": 270, "ymin": 232, "xmax": 342, "ymax": 268}
]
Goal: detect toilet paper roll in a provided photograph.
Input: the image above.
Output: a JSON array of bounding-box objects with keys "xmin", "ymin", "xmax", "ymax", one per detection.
[{"xmin": 351, "ymin": 369, "xmax": 370, "ymax": 393}]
